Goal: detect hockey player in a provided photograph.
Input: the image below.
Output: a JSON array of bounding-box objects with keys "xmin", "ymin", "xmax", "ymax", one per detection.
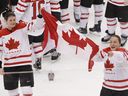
[
  {"xmin": 92, "ymin": 35, "xmax": 128, "ymax": 96},
  {"xmin": 101, "ymin": 0, "xmax": 128, "ymax": 46},
  {"xmin": 73, "ymin": 0, "xmax": 81, "ymax": 23},
  {"xmin": 0, "ymin": 9, "xmax": 44, "ymax": 96},
  {"xmin": 15, "ymin": 0, "xmax": 60, "ymax": 70},
  {"xmin": 15, "ymin": 0, "xmax": 46, "ymax": 70},
  {"xmin": 78, "ymin": 0, "xmax": 104, "ymax": 34},
  {"xmin": 60, "ymin": 0, "xmax": 70, "ymax": 23}
]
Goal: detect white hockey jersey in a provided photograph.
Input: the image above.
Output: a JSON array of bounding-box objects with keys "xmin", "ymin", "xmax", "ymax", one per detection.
[
  {"xmin": 15, "ymin": 0, "xmax": 51, "ymax": 22},
  {"xmin": 109, "ymin": 0, "xmax": 128, "ymax": 6},
  {"xmin": 94, "ymin": 47, "xmax": 128, "ymax": 91},
  {"xmin": 15, "ymin": 0, "xmax": 50, "ymax": 59},
  {"xmin": 0, "ymin": 17, "xmax": 44, "ymax": 67}
]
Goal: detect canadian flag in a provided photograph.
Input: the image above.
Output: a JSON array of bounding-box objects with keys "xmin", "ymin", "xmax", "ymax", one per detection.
[{"xmin": 41, "ymin": 8, "xmax": 99, "ymax": 72}]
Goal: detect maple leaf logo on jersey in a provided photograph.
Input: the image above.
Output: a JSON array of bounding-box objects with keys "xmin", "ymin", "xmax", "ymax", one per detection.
[
  {"xmin": 105, "ymin": 59, "xmax": 114, "ymax": 71},
  {"xmin": 5, "ymin": 38, "xmax": 20, "ymax": 50}
]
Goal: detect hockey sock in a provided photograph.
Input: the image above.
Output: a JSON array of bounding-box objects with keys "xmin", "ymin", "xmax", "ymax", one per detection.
[
  {"xmin": 61, "ymin": 9, "xmax": 70, "ymax": 23},
  {"xmin": 107, "ymin": 18, "xmax": 117, "ymax": 34},
  {"xmin": 21, "ymin": 86, "xmax": 32, "ymax": 96},
  {"xmin": 8, "ymin": 88, "xmax": 19, "ymax": 96},
  {"xmin": 94, "ymin": 4, "xmax": 103, "ymax": 24},
  {"xmin": 80, "ymin": 6, "xmax": 89, "ymax": 28},
  {"xmin": 120, "ymin": 22, "xmax": 128, "ymax": 36},
  {"xmin": 73, "ymin": 0, "xmax": 81, "ymax": 20}
]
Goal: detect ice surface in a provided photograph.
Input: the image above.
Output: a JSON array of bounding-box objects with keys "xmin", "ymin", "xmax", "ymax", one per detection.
[{"xmin": 0, "ymin": 0, "xmax": 127, "ymax": 96}]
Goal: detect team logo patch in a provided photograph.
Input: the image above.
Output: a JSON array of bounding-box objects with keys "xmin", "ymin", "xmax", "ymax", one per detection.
[{"xmin": 5, "ymin": 38, "xmax": 20, "ymax": 50}]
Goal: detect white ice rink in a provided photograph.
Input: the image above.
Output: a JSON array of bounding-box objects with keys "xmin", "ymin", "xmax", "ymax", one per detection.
[{"xmin": 0, "ymin": 0, "xmax": 128, "ymax": 96}]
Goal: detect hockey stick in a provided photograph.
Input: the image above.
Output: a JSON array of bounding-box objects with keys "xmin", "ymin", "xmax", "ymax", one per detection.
[{"xmin": 4, "ymin": 71, "xmax": 33, "ymax": 75}]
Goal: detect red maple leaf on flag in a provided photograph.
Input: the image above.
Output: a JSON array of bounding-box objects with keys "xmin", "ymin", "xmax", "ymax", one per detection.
[
  {"xmin": 105, "ymin": 59, "xmax": 114, "ymax": 71},
  {"xmin": 5, "ymin": 38, "xmax": 20, "ymax": 50},
  {"xmin": 62, "ymin": 29, "xmax": 87, "ymax": 54},
  {"xmin": 62, "ymin": 28, "xmax": 99, "ymax": 72}
]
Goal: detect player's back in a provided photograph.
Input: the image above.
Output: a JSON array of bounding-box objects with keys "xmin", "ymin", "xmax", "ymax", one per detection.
[{"xmin": 15, "ymin": 0, "xmax": 48, "ymax": 22}]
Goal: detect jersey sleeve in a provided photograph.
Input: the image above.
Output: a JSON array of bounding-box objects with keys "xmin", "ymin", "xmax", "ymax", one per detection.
[
  {"xmin": 123, "ymin": 49, "xmax": 128, "ymax": 63},
  {"xmin": 92, "ymin": 49, "xmax": 108, "ymax": 62},
  {"xmin": 26, "ymin": 16, "xmax": 45, "ymax": 33},
  {"xmin": 15, "ymin": 0, "xmax": 29, "ymax": 22}
]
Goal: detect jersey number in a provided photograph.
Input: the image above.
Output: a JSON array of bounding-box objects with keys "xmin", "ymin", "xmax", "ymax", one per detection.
[{"xmin": 32, "ymin": 1, "xmax": 44, "ymax": 20}]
